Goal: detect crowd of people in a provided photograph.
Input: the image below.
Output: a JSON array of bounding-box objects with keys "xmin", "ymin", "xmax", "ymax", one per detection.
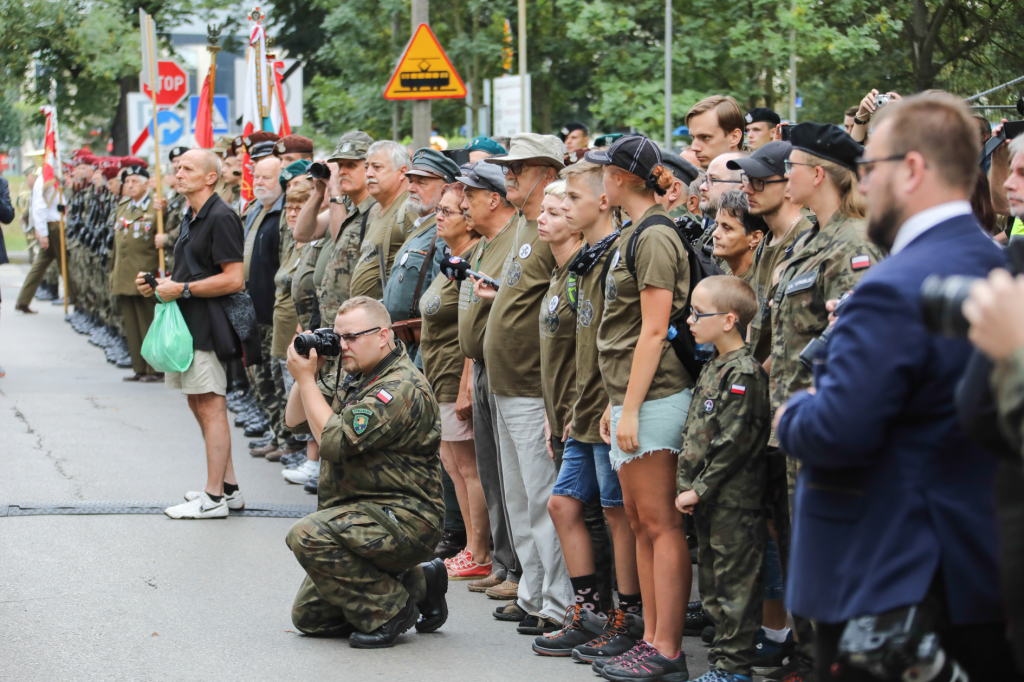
[{"xmin": 5, "ymin": 87, "xmax": 1024, "ymax": 681}]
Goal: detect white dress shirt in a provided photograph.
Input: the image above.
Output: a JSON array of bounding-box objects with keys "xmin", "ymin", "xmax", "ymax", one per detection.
[
  {"xmin": 32, "ymin": 178, "xmax": 60, "ymax": 237},
  {"xmin": 890, "ymin": 200, "xmax": 972, "ymax": 255}
]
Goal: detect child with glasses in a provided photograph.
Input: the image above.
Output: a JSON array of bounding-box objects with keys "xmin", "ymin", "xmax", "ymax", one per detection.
[{"xmin": 676, "ymin": 275, "xmax": 770, "ymax": 682}]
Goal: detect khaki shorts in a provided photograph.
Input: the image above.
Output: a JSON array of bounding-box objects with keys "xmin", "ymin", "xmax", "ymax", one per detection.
[
  {"xmin": 439, "ymin": 402, "xmax": 474, "ymax": 442},
  {"xmin": 165, "ymin": 349, "xmax": 227, "ymax": 396}
]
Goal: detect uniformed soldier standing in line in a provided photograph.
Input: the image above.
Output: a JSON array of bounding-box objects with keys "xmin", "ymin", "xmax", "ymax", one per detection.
[
  {"xmin": 284, "ymin": 296, "xmax": 449, "ymax": 648},
  {"xmin": 110, "ymin": 166, "xmax": 164, "ymax": 382}
]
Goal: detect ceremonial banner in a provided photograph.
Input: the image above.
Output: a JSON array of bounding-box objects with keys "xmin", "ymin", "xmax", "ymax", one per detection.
[
  {"xmin": 239, "ymin": 11, "xmax": 278, "ymax": 202},
  {"xmin": 195, "ymin": 74, "xmax": 214, "ymax": 148}
]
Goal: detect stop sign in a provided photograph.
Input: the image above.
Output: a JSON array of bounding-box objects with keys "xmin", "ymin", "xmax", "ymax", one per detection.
[{"xmin": 142, "ymin": 60, "xmax": 189, "ymax": 108}]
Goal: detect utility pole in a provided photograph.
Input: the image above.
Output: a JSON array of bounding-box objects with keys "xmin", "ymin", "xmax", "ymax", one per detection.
[
  {"xmin": 788, "ymin": 0, "xmax": 797, "ymax": 123},
  {"xmin": 411, "ymin": 0, "xmax": 430, "ymax": 149},
  {"xmin": 665, "ymin": 0, "xmax": 672, "ymax": 149},
  {"xmin": 518, "ymin": 0, "xmax": 527, "ymax": 133}
]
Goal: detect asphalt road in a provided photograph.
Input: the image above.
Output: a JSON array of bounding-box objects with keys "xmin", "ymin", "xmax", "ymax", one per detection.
[{"xmin": 0, "ymin": 261, "xmax": 711, "ymax": 682}]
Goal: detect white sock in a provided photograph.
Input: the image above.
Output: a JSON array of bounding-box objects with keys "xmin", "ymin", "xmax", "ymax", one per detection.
[{"xmin": 762, "ymin": 625, "xmax": 790, "ymax": 643}]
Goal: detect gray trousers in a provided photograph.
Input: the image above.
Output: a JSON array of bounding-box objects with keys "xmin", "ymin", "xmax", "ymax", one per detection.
[{"xmin": 473, "ymin": 360, "xmax": 520, "ymax": 582}]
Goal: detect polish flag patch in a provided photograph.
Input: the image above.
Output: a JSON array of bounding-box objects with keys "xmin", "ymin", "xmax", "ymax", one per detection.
[
  {"xmin": 376, "ymin": 390, "xmax": 394, "ymax": 404},
  {"xmin": 851, "ymin": 255, "xmax": 871, "ymax": 270},
  {"xmin": 731, "ymin": 384, "xmax": 746, "ymax": 395}
]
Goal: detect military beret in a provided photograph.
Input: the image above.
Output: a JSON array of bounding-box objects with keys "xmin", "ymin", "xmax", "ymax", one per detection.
[
  {"xmin": 102, "ymin": 165, "xmax": 121, "ymax": 180},
  {"xmin": 659, "ymin": 150, "xmax": 701, "ymax": 185},
  {"xmin": 230, "ymin": 136, "xmax": 245, "ymax": 157},
  {"xmin": 329, "ymin": 130, "xmax": 374, "ymax": 161},
  {"xmin": 593, "ymin": 133, "xmax": 624, "ymax": 148},
  {"xmin": 274, "ymin": 135, "xmax": 314, "ymax": 156},
  {"xmin": 464, "ymin": 136, "xmax": 506, "ymax": 156},
  {"xmin": 788, "ymin": 122, "xmax": 863, "ymax": 173},
  {"xmin": 280, "ymin": 159, "xmax": 313, "ymax": 193},
  {"xmin": 168, "ymin": 146, "xmax": 189, "ymax": 162},
  {"xmin": 120, "ymin": 156, "xmax": 148, "ymax": 169},
  {"xmin": 242, "ymin": 131, "xmax": 280, "ymax": 156},
  {"xmin": 249, "ymin": 140, "xmax": 278, "ymax": 161},
  {"xmin": 406, "ymin": 147, "xmax": 461, "ymax": 184},
  {"xmin": 745, "ymin": 108, "xmax": 781, "ymax": 127},
  {"xmin": 121, "ymin": 165, "xmax": 150, "ymax": 181},
  {"xmin": 559, "ymin": 122, "xmax": 588, "ymax": 142}
]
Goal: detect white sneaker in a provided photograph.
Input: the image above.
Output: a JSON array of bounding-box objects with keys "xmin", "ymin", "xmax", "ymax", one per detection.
[
  {"xmin": 283, "ymin": 459, "xmax": 320, "ymax": 485},
  {"xmin": 167, "ymin": 492, "xmax": 229, "ymax": 519},
  {"xmin": 184, "ymin": 489, "xmax": 245, "ymax": 510}
]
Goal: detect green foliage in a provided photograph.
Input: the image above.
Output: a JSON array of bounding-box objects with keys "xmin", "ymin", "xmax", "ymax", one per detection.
[{"xmin": 0, "ymin": 89, "xmax": 22, "ymax": 149}]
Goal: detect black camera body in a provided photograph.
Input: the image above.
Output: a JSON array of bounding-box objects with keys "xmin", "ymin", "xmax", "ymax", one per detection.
[
  {"xmin": 921, "ymin": 275, "xmax": 975, "ymax": 337},
  {"xmin": 293, "ymin": 328, "xmax": 341, "ymax": 357},
  {"xmin": 307, "ymin": 162, "xmax": 331, "ymax": 181}
]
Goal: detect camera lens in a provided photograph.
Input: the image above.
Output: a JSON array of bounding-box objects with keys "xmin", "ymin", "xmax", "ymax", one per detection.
[
  {"xmin": 307, "ymin": 162, "xmax": 330, "ymax": 180},
  {"xmin": 920, "ymin": 275, "xmax": 976, "ymax": 337},
  {"xmin": 293, "ymin": 334, "xmax": 317, "ymax": 357}
]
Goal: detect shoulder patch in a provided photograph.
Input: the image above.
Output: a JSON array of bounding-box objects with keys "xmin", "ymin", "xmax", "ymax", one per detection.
[
  {"xmin": 353, "ymin": 412, "xmax": 370, "ymax": 434},
  {"xmin": 375, "ymin": 389, "xmax": 393, "ymax": 404},
  {"xmin": 730, "ymin": 384, "xmax": 746, "ymax": 395},
  {"xmin": 352, "ymin": 407, "xmax": 373, "ymax": 417},
  {"xmin": 704, "ymin": 399, "xmax": 714, "ymax": 413},
  {"xmin": 851, "ymin": 255, "xmax": 871, "ymax": 270}
]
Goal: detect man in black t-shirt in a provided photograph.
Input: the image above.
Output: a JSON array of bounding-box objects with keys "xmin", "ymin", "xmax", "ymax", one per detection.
[{"xmin": 137, "ymin": 149, "xmax": 246, "ymax": 519}]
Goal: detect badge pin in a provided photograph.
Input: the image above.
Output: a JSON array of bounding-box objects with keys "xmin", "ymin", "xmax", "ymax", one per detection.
[
  {"xmin": 400, "ymin": 252, "xmax": 410, "ymax": 266},
  {"xmin": 549, "ymin": 295, "xmax": 559, "ymax": 313},
  {"xmin": 704, "ymin": 399, "xmax": 714, "ymax": 413},
  {"xmin": 519, "ymin": 243, "xmax": 532, "ymax": 259},
  {"xmin": 611, "ymin": 250, "xmax": 621, "ymax": 269}
]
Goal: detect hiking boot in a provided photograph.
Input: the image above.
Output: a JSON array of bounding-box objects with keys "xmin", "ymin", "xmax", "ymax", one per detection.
[
  {"xmin": 572, "ymin": 609, "xmax": 643, "ymax": 664},
  {"xmin": 348, "ymin": 596, "xmax": 418, "ymax": 649},
  {"xmin": 532, "ymin": 605, "xmax": 607, "ymax": 657},
  {"xmin": 591, "ymin": 641, "xmax": 656, "ymax": 674}
]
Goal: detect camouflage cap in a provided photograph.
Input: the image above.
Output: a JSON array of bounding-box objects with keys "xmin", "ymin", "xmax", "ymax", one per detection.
[
  {"xmin": 484, "ymin": 133, "xmax": 565, "ymax": 170},
  {"xmin": 329, "ymin": 131, "xmax": 374, "ymax": 161}
]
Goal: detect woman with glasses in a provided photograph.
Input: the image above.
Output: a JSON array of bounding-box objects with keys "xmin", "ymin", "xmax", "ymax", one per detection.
[
  {"xmin": 418, "ymin": 183, "xmax": 490, "ymax": 580},
  {"xmin": 711, "ymin": 190, "xmax": 766, "ymax": 282},
  {"xmin": 584, "ymin": 135, "xmax": 694, "ymax": 680}
]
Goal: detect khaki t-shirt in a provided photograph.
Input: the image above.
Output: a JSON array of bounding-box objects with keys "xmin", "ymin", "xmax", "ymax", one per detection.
[
  {"xmin": 539, "ymin": 246, "xmax": 583, "ymax": 437},
  {"xmin": 271, "ymin": 241, "xmax": 301, "ymax": 357},
  {"xmin": 349, "ymin": 191, "xmax": 409, "ymax": 300},
  {"xmin": 597, "ymin": 204, "xmax": 692, "ymax": 406},
  {"xmin": 747, "ymin": 216, "xmax": 809, "ymax": 363},
  {"xmin": 420, "ymin": 245, "xmax": 475, "ymax": 403},
  {"xmin": 457, "ymin": 217, "xmax": 517, "ymax": 361},
  {"xmin": 483, "ymin": 216, "xmax": 558, "ymax": 397},
  {"xmin": 570, "ymin": 237, "xmax": 619, "ymax": 443}
]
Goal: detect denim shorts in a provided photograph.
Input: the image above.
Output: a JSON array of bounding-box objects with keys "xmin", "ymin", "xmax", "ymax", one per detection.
[
  {"xmin": 763, "ymin": 536, "xmax": 784, "ymax": 600},
  {"xmin": 609, "ymin": 389, "xmax": 692, "ymax": 471},
  {"xmin": 551, "ymin": 438, "xmax": 623, "ymax": 508}
]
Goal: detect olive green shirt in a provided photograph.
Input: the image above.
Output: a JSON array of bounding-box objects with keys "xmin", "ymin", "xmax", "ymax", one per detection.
[
  {"xmin": 598, "ymin": 204, "xmax": 693, "ymax": 406},
  {"xmin": 457, "ymin": 216, "xmax": 517, "ymax": 361},
  {"xmin": 349, "ymin": 191, "xmax": 409, "ymax": 301},
  {"xmin": 483, "ymin": 216, "xmax": 558, "ymax": 397},
  {"xmin": 271, "ymin": 240, "xmax": 301, "ymax": 357},
  {"xmin": 109, "ymin": 193, "xmax": 161, "ymax": 296},
  {"xmin": 540, "ymin": 246, "xmax": 583, "ymax": 437},
  {"xmin": 747, "ymin": 217, "xmax": 808, "ymax": 363},
  {"xmin": 420, "ymin": 246, "xmax": 475, "ymax": 403}
]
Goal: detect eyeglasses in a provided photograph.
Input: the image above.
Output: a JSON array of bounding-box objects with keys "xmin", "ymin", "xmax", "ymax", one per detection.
[
  {"xmin": 740, "ymin": 174, "xmax": 788, "ymax": 192},
  {"xmin": 438, "ymin": 206, "xmax": 461, "ymax": 218},
  {"xmin": 855, "ymin": 154, "xmax": 908, "ymax": 180},
  {"xmin": 688, "ymin": 307, "xmax": 730, "ymax": 321},
  {"xmin": 783, "ymin": 160, "xmax": 815, "ymax": 174},
  {"xmin": 338, "ymin": 327, "xmax": 381, "ymax": 344},
  {"xmin": 706, "ymin": 177, "xmax": 743, "ymax": 188},
  {"xmin": 284, "ymin": 205, "xmax": 303, "ymax": 213},
  {"xmin": 497, "ymin": 161, "xmax": 542, "ymax": 176}
]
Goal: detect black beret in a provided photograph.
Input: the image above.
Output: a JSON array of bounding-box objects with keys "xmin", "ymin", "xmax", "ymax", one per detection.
[
  {"xmin": 659, "ymin": 150, "xmax": 700, "ymax": 185},
  {"xmin": 745, "ymin": 108, "xmax": 781, "ymax": 127},
  {"xmin": 168, "ymin": 146, "xmax": 189, "ymax": 162},
  {"xmin": 559, "ymin": 122, "xmax": 588, "ymax": 141},
  {"xmin": 120, "ymin": 165, "xmax": 150, "ymax": 181},
  {"xmin": 789, "ymin": 122, "xmax": 863, "ymax": 173}
]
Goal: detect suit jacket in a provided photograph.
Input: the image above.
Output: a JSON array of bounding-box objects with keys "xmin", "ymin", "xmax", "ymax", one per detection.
[
  {"xmin": 777, "ymin": 213, "xmax": 1007, "ymax": 625},
  {"xmin": 0, "ymin": 176, "xmax": 13, "ymax": 265},
  {"xmin": 243, "ymin": 194, "xmax": 283, "ymax": 324}
]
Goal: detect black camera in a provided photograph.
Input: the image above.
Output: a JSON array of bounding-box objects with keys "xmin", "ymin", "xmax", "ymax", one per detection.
[
  {"xmin": 293, "ymin": 328, "xmax": 341, "ymax": 357},
  {"xmin": 307, "ymin": 162, "xmax": 331, "ymax": 181},
  {"xmin": 921, "ymin": 275, "xmax": 975, "ymax": 337},
  {"xmin": 799, "ymin": 291, "xmax": 853, "ymax": 370}
]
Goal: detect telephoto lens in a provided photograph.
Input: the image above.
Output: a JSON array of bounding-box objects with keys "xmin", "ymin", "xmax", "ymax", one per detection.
[
  {"xmin": 293, "ymin": 328, "xmax": 342, "ymax": 357},
  {"xmin": 920, "ymin": 275, "xmax": 976, "ymax": 337},
  {"xmin": 307, "ymin": 162, "xmax": 331, "ymax": 180}
]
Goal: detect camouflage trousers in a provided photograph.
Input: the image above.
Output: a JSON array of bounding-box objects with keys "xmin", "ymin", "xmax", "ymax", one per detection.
[
  {"xmin": 248, "ymin": 324, "xmax": 295, "ymax": 448},
  {"xmin": 285, "ymin": 503, "xmax": 439, "ymax": 634},
  {"xmin": 693, "ymin": 504, "xmax": 766, "ymax": 676}
]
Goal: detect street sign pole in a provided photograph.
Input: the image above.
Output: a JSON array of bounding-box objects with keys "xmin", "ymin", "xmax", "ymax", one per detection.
[
  {"xmin": 665, "ymin": 0, "xmax": 672, "ymax": 149},
  {"xmin": 411, "ymin": 0, "xmax": 431, "ymax": 150},
  {"xmin": 518, "ymin": 0, "xmax": 527, "ymax": 133}
]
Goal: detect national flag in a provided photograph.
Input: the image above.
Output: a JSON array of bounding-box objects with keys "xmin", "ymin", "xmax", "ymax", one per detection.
[
  {"xmin": 39, "ymin": 103, "xmax": 62, "ymax": 187},
  {"xmin": 240, "ymin": 18, "xmax": 277, "ymax": 202},
  {"xmin": 271, "ymin": 61, "xmax": 291, "ymax": 137},
  {"xmin": 376, "ymin": 390, "xmax": 394, "ymax": 404},
  {"xmin": 194, "ymin": 74, "xmax": 214, "ymax": 148},
  {"xmin": 851, "ymin": 255, "xmax": 871, "ymax": 270},
  {"xmin": 730, "ymin": 384, "xmax": 746, "ymax": 395}
]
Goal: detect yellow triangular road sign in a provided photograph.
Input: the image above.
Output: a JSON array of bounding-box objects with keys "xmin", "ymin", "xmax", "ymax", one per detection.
[{"xmin": 384, "ymin": 24, "xmax": 467, "ymax": 101}]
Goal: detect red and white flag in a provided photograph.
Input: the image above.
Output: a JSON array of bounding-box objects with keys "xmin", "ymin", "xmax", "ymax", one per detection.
[
  {"xmin": 194, "ymin": 74, "xmax": 214, "ymax": 149},
  {"xmin": 39, "ymin": 104, "xmax": 63, "ymax": 186}
]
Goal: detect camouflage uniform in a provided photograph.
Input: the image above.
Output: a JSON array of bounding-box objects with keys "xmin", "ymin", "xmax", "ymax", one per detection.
[
  {"xmin": 285, "ymin": 345, "xmax": 444, "ymax": 635},
  {"xmin": 767, "ymin": 212, "xmax": 883, "ymax": 666},
  {"xmin": 318, "ymin": 196, "xmax": 377, "ymax": 329},
  {"xmin": 292, "ymin": 239, "xmax": 325, "ymax": 331},
  {"xmin": 677, "ymin": 346, "xmax": 770, "ymax": 676}
]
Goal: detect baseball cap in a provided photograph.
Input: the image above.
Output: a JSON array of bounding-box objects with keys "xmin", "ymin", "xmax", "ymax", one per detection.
[
  {"xmin": 584, "ymin": 134, "xmax": 662, "ymax": 181},
  {"xmin": 660, "ymin": 150, "xmax": 700, "ymax": 185},
  {"xmin": 726, "ymin": 141, "xmax": 792, "ymax": 178},
  {"xmin": 745, "ymin": 108, "xmax": 781, "ymax": 127},
  {"xmin": 329, "ymin": 131, "xmax": 374, "ymax": 161},
  {"xmin": 406, "ymin": 148, "xmax": 461, "ymax": 184},
  {"xmin": 465, "ymin": 136, "xmax": 506, "ymax": 156},
  {"xmin": 484, "ymin": 133, "xmax": 565, "ymax": 170},
  {"xmin": 789, "ymin": 123, "xmax": 862, "ymax": 173},
  {"xmin": 458, "ymin": 161, "xmax": 507, "ymax": 197}
]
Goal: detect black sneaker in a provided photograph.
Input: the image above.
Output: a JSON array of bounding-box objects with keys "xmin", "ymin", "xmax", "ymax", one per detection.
[
  {"xmin": 572, "ymin": 609, "xmax": 642, "ymax": 664},
  {"xmin": 685, "ymin": 605, "xmax": 712, "ymax": 636},
  {"xmin": 532, "ymin": 605, "xmax": 607, "ymax": 657},
  {"xmin": 701, "ymin": 625, "xmax": 716, "ymax": 644},
  {"xmin": 600, "ymin": 644, "xmax": 690, "ymax": 681}
]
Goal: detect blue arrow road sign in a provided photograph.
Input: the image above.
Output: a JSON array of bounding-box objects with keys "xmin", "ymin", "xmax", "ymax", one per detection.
[
  {"xmin": 148, "ymin": 110, "xmax": 184, "ymax": 146},
  {"xmin": 189, "ymin": 95, "xmax": 230, "ymax": 134}
]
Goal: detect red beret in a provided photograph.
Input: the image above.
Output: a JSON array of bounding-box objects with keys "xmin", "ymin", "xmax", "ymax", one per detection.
[
  {"xmin": 120, "ymin": 156, "xmax": 148, "ymax": 169},
  {"xmin": 274, "ymin": 135, "xmax": 314, "ymax": 156}
]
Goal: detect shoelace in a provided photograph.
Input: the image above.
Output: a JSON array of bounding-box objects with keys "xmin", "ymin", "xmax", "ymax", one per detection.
[
  {"xmin": 587, "ymin": 609, "xmax": 628, "ymax": 647},
  {"xmin": 627, "ymin": 642, "xmax": 659, "ymax": 671},
  {"xmin": 607, "ymin": 641, "xmax": 655, "ymax": 667},
  {"xmin": 445, "ymin": 549, "xmax": 470, "ymax": 569},
  {"xmin": 544, "ymin": 604, "xmax": 584, "ymax": 639}
]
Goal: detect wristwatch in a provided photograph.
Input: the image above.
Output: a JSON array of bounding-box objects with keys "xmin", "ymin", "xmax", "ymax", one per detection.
[
  {"xmin": 329, "ymin": 196, "xmax": 345, "ymax": 205},
  {"xmin": 854, "ymin": 114, "xmax": 870, "ymax": 126},
  {"xmin": 182, "ymin": 282, "xmax": 192, "ymax": 299}
]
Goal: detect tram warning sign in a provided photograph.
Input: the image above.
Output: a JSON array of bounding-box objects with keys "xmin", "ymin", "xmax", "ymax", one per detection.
[{"xmin": 384, "ymin": 24, "xmax": 467, "ymax": 101}]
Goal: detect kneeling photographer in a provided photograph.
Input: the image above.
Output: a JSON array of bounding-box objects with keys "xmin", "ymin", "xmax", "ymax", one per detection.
[{"xmin": 283, "ymin": 296, "xmax": 448, "ymax": 649}]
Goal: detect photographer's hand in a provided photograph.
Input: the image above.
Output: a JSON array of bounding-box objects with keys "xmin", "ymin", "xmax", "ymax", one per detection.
[
  {"xmin": 286, "ymin": 334, "xmax": 324, "ymax": 381},
  {"xmin": 963, "ymin": 269, "xmax": 1024, "ymax": 360}
]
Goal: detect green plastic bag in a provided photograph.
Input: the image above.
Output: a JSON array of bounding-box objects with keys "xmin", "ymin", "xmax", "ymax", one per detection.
[{"xmin": 142, "ymin": 296, "xmax": 194, "ymax": 373}]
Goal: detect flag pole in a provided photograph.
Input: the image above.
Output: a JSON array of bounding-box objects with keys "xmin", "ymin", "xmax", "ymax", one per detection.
[
  {"xmin": 144, "ymin": 12, "xmax": 166, "ymax": 276},
  {"xmin": 49, "ymin": 87, "xmax": 70, "ymax": 316},
  {"xmin": 207, "ymin": 24, "xmax": 220, "ymax": 114}
]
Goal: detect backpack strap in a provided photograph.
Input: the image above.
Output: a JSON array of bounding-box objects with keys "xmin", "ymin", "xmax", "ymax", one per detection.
[
  {"xmin": 408, "ymin": 236, "xmax": 438, "ymax": 318},
  {"xmin": 358, "ymin": 208, "xmax": 371, "ymax": 243},
  {"xmin": 599, "ymin": 246, "xmax": 618, "ymax": 299},
  {"xmin": 624, "ymin": 214, "xmax": 678, "ymax": 281}
]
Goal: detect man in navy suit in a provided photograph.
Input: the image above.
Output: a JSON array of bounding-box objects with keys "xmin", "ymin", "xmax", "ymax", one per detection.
[{"xmin": 776, "ymin": 93, "xmax": 1022, "ymax": 680}]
